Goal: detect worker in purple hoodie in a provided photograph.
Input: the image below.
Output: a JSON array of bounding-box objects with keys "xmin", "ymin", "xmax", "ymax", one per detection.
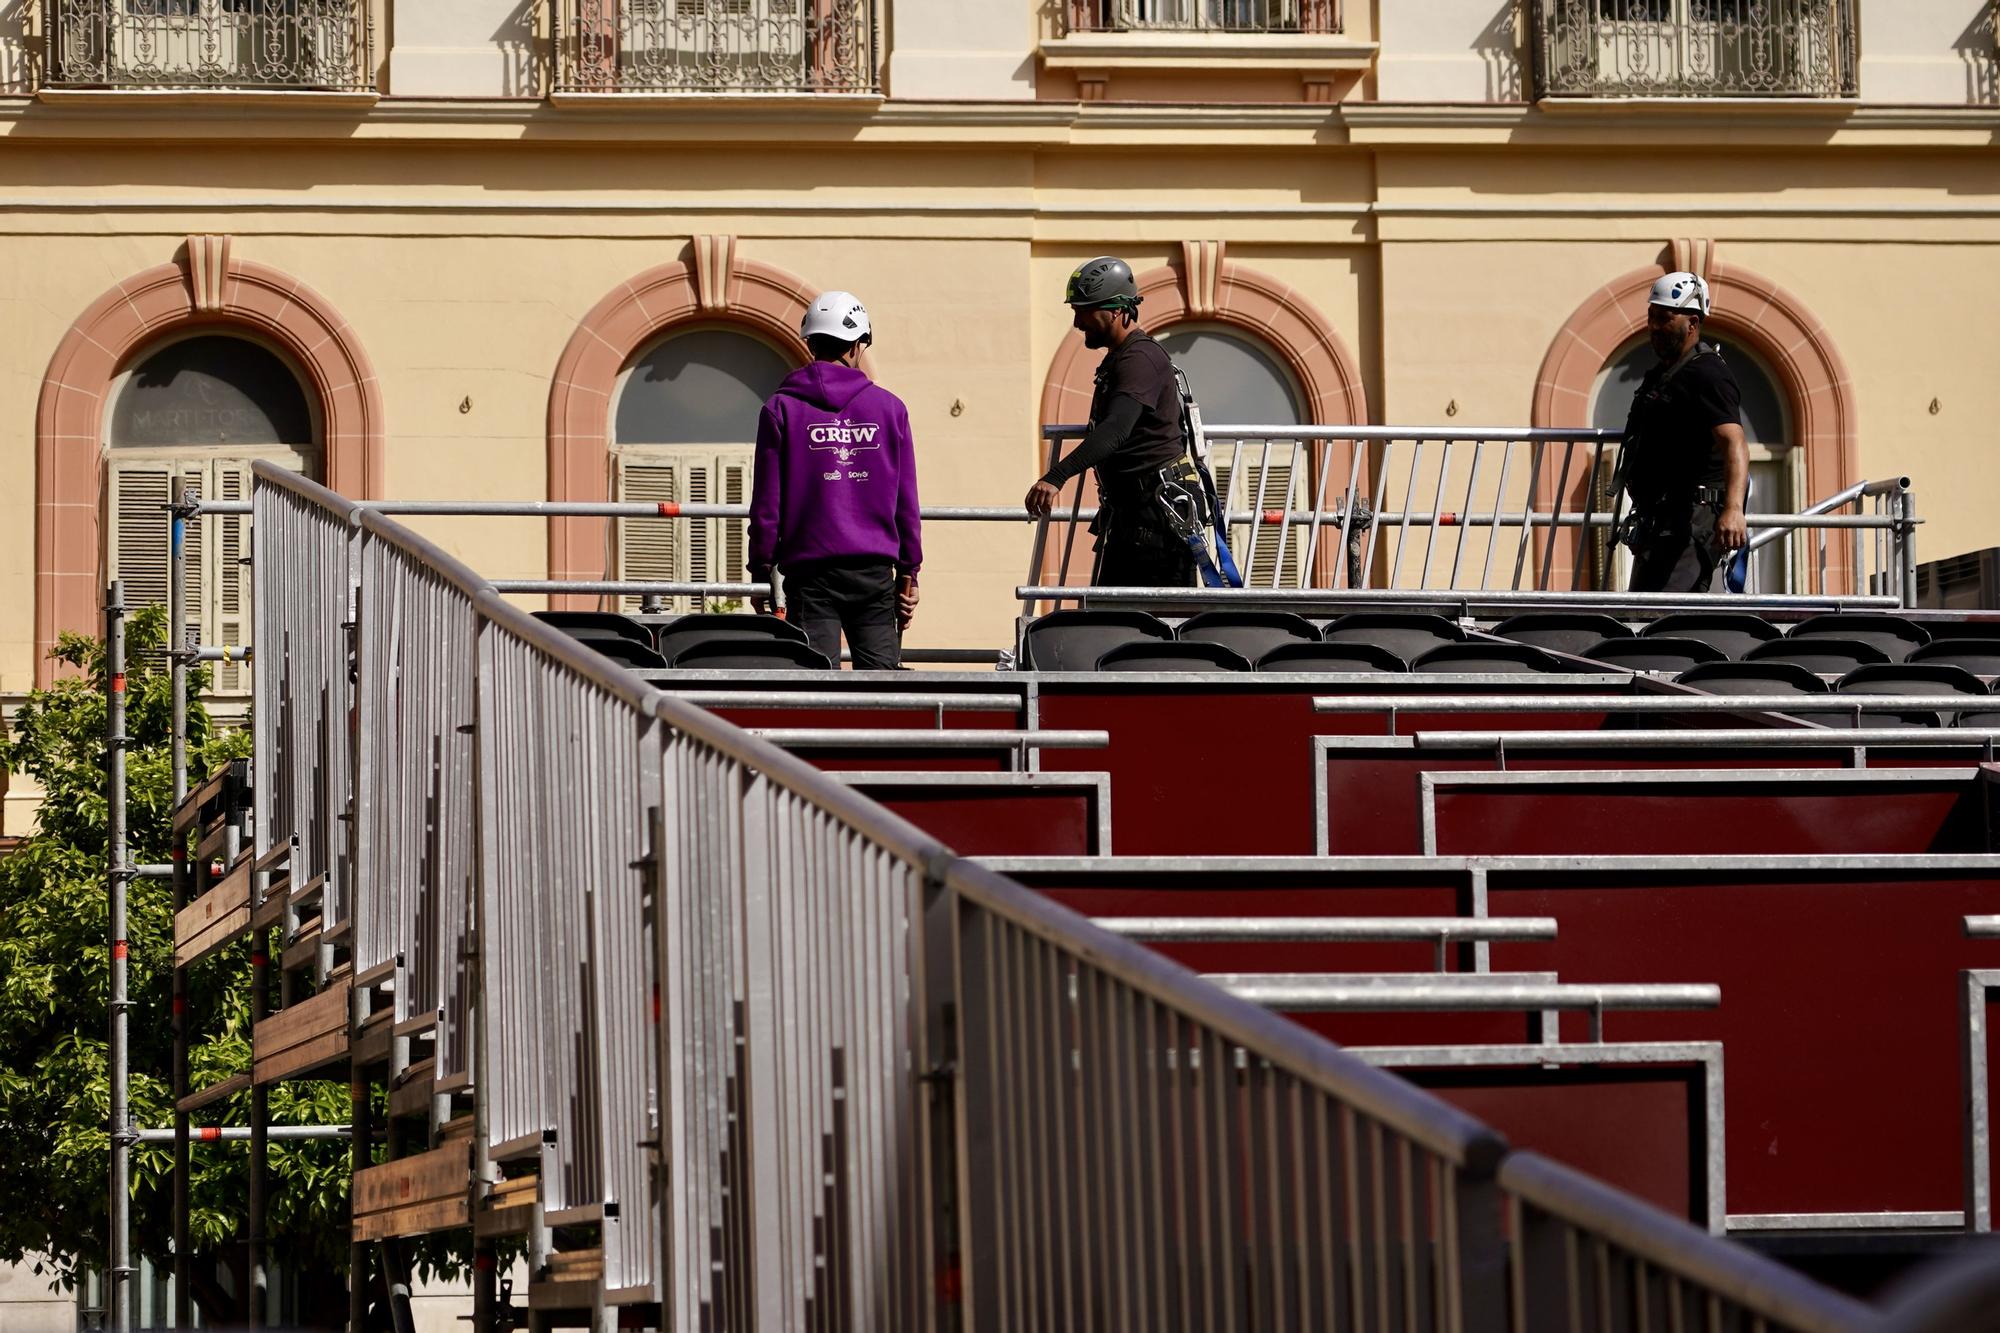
[{"xmin": 748, "ymin": 290, "xmax": 922, "ymax": 670}]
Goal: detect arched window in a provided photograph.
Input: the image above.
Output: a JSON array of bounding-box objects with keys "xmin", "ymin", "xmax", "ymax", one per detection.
[
  {"xmin": 1592, "ymin": 333, "xmax": 1796, "ymax": 591},
  {"xmin": 612, "ymin": 326, "xmax": 796, "ymax": 610},
  {"xmin": 107, "ymin": 332, "xmax": 319, "ymax": 690},
  {"xmin": 1157, "ymin": 325, "xmax": 1310, "ymax": 586}
]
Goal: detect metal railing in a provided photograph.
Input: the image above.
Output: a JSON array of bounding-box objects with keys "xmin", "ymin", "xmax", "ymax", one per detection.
[
  {"xmin": 1060, "ymin": 0, "xmax": 1341, "ymax": 33},
  {"xmin": 552, "ymin": 0, "xmax": 878, "ymax": 94},
  {"xmin": 1530, "ymin": 0, "xmax": 1860, "ymax": 99},
  {"xmin": 1033, "ymin": 425, "xmax": 1918, "ymax": 607},
  {"xmin": 43, "ymin": 0, "xmax": 374, "ymax": 91},
  {"xmin": 233, "ymin": 460, "xmax": 1887, "ymax": 1329}
]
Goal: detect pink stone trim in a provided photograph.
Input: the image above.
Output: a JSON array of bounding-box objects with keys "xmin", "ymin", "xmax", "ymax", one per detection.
[
  {"xmin": 1037, "ymin": 258, "xmax": 1370, "ymax": 589},
  {"xmin": 1532, "ymin": 261, "xmax": 1858, "ymax": 592},
  {"xmin": 34, "ymin": 255, "xmax": 383, "ymax": 684},
  {"xmin": 546, "ymin": 256, "xmax": 818, "ymax": 610}
]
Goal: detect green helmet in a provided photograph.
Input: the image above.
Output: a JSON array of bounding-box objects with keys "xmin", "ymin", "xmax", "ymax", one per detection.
[{"xmin": 1064, "ymin": 255, "xmax": 1140, "ymax": 311}]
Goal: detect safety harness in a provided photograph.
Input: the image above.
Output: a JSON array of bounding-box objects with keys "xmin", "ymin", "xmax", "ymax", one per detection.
[{"xmin": 1153, "ymin": 365, "xmax": 1244, "ymax": 588}]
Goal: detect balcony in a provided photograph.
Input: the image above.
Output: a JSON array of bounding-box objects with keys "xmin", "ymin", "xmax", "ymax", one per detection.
[
  {"xmin": 1060, "ymin": 0, "xmax": 1340, "ymax": 35},
  {"xmin": 42, "ymin": 0, "xmax": 373, "ymax": 92},
  {"xmin": 552, "ymin": 0, "xmax": 878, "ymax": 95},
  {"xmin": 1530, "ymin": 0, "xmax": 1858, "ymax": 98}
]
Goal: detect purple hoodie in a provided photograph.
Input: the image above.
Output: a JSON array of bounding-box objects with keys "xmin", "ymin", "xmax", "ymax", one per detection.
[{"xmin": 748, "ymin": 361, "xmax": 922, "ymax": 575}]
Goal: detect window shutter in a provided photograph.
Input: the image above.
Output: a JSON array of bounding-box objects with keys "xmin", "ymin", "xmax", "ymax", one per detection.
[
  {"xmin": 107, "ymin": 460, "xmax": 176, "ymax": 612},
  {"xmin": 615, "ymin": 448, "xmax": 753, "ymax": 611},
  {"xmin": 209, "ymin": 460, "xmax": 253, "ymax": 692},
  {"xmin": 1213, "ymin": 456, "xmax": 1300, "ymax": 588},
  {"xmin": 616, "ymin": 454, "xmax": 685, "ymax": 612}
]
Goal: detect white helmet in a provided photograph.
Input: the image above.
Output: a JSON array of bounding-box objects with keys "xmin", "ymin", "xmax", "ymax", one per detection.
[
  {"xmin": 800, "ymin": 290, "xmax": 872, "ymax": 345},
  {"xmin": 1649, "ymin": 270, "xmax": 1711, "ymax": 318}
]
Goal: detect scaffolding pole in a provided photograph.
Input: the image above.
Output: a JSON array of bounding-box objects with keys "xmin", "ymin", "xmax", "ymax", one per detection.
[
  {"xmin": 105, "ymin": 580, "xmax": 134, "ymax": 1333},
  {"xmin": 170, "ymin": 484, "xmax": 192, "ymax": 1330}
]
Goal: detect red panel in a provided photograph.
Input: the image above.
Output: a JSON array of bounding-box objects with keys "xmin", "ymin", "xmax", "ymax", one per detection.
[
  {"xmin": 1410, "ymin": 1070, "xmax": 1699, "ymax": 1223},
  {"xmin": 1434, "ymin": 780, "xmax": 1982, "ymax": 856},
  {"xmin": 1035, "ymin": 685, "xmax": 1607, "ymax": 856},
  {"xmin": 1487, "ymin": 870, "xmax": 2000, "ymax": 1216},
  {"xmin": 1322, "ymin": 748, "xmax": 1977, "ymax": 856},
  {"xmin": 862, "ymin": 790, "xmax": 1095, "ymax": 857}
]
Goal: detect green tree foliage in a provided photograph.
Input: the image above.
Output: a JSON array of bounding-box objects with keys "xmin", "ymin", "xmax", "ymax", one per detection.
[{"xmin": 0, "ymin": 608, "xmax": 349, "ymax": 1305}]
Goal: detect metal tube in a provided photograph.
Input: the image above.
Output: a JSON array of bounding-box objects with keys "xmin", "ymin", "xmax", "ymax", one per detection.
[
  {"xmin": 1482, "ymin": 437, "xmax": 1515, "ymax": 593},
  {"xmin": 136, "ymin": 1126, "xmax": 354, "ymax": 1143},
  {"xmin": 1510, "ymin": 440, "xmax": 1545, "ymax": 592},
  {"xmin": 1272, "ymin": 439, "xmax": 1302, "ymax": 587},
  {"xmin": 491, "ymin": 580, "xmax": 771, "ymax": 597},
  {"xmin": 1302, "ymin": 436, "xmax": 1338, "ymax": 586},
  {"xmin": 1027, "ymin": 435, "xmax": 1070, "ymax": 613},
  {"xmin": 1210, "ymin": 979, "xmax": 1719, "ymax": 1013},
  {"xmin": 1244, "ymin": 439, "xmax": 1274, "ymax": 586},
  {"xmin": 105, "ymin": 581, "xmax": 133, "ymax": 1333},
  {"xmin": 659, "ymin": 691, "xmax": 1024, "ymax": 711},
  {"xmin": 1412, "ymin": 727, "xmax": 2000, "ymax": 750},
  {"xmin": 1095, "ymin": 917, "xmax": 1558, "ymax": 943},
  {"xmin": 1538, "ymin": 442, "xmax": 1577, "ymax": 592},
  {"xmin": 1417, "ymin": 440, "xmax": 1454, "ymax": 592},
  {"xmin": 745, "ymin": 728, "xmax": 1108, "ymax": 750},
  {"xmin": 1448, "ymin": 441, "xmax": 1485, "ymax": 591},
  {"xmin": 1012, "ymin": 585, "xmax": 1905, "ymax": 613},
  {"xmin": 1389, "ymin": 440, "xmax": 1423, "ymax": 589},
  {"xmin": 1901, "ymin": 488, "xmax": 1920, "ymax": 609},
  {"xmin": 190, "ymin": 645, "xmax": 252, "ymax": 663},
  {"xmin": 1361, "ymin": 438, "xmax": 1395, "ymax": 586},
  {"xmin": 169, "ymin": 486, "xmax": 190, "ymax": 1332},
  {"xmin": 1311, "ymin": 694, "xmax": 1999, "ymax": 715},
  {"xmin": 1573, "ymin": 439, "xmax": 1607, "ymax": 592},
  {"xmin": 1335, "ymin": 438, "xmax": 1368, "ymax": 589}
]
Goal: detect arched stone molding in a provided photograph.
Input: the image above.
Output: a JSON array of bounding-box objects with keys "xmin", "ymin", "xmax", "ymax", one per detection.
[
  {"xmin": 1037, "ymin": 245, "xmax": 1371, "ymax": 588},
  {"xmin": 1532, "ymin": 252, "xmax": 1858, "ymax": 591},
  {"xmin": 546, "ymin": 244, "xmax": 822, "ymax": 606},
  {"xmin": 35, "ymin": 239, "xmax": 383, "ymax": 683}
]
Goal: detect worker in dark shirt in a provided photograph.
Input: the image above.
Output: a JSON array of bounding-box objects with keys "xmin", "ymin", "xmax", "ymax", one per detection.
[
  {"xmin": 1024, "ymin": 255, "xmax": 1196, "ymax": 587},
  {"xmin": 1617, "ymin": 271, "xmax": 1750, "ymax": 592}
]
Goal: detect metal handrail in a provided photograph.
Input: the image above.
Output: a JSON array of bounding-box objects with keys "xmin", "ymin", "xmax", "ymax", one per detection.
[{"xmin": 1313, "ymin": 694, "xmax": 2000, "ymax": 716}]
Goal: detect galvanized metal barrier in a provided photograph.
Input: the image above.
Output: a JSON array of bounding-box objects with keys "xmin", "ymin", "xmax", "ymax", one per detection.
[
  {"xmin": 1033, "ymin": 425, "xmax": 1917, "ymax": 607},
  {"xmin": 241, "ymin": 462, "xmax": 1887, "ymax": 1332}
]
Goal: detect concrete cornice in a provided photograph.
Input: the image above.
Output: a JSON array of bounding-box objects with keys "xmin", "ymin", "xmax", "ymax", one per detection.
[{"xmin": 0, "ymin": 91, "xmax": 1995, "ymax": 150}]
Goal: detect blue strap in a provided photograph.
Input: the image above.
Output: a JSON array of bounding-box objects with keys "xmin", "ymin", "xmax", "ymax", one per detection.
[{"xmin": 1194, "ymin": 464, "xmax": 1244, "ymax": 589}]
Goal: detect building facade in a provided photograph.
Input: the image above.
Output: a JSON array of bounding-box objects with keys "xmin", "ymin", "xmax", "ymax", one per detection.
[{"xmin": 1, "ymin": 0, "xmax": 1998, "ymax": 1319}]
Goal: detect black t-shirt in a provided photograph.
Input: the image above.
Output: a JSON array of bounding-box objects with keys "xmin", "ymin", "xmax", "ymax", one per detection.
[
  {"xmin": 1046, "ymin": 333, "xmax": 1186, "ymax": 501},
  {"xmin": 1621, "ymin": 346, "xmax": 1741, "ymax": 505}
]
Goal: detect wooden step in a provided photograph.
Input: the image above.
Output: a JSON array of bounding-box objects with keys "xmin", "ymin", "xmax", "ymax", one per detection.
[
  {"xmin": 194, "ymin": 820, "xmax": 239, "ymax": 867},
  {"xmin": 439, "ymin": 1114, "xmax": 474, "ymax": 1143},
  {"xmin": 389, "ymin": 1058, "xmax": 438, "ymax": 1119},
  {"xmin": 249, "ymin": 884, "xmax": 289, "ymax": 933},
  {"xmin": 253, "ymin": 838, "xmax": 294, "ymax": 874},
  {"xmin": 176, "ymin": 1072, "xmax": 250, "ymax": 1115},
  {"xmin": 476, "ymin": 1173, "xmax": 538, "ymax": 1238},
  {"xmin": 289, "ymin": 872, "xmax": 327, "ymax": 909},
  {"xmin": 281, "ymin": 919, "xmax": 324, "ymax": 973},
  {"xmin": 172, "ymin": 767, "xmax": 233, "ymax": 834},
  {"xmin": 252, "ymin": 977, "xmax": 351, "ymax": 1084},
  {"xmin": 173, "ymin": 857, "xmax": 254, "ymax": 967},
  {"xmin": 530, "ymin": 1249, "xmax": 604, "ymax": 1309},
  {"xmin": 352, "ymin": 1141, "xmax": 469, "ymax": 1243}
]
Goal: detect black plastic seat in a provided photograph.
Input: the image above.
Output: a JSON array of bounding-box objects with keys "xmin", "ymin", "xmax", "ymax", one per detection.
[
  {"xmin": 1579, "ymin": 637, "xmax": 1725, "ymax": 673},
  {"xmin": 1675, "ymin": 660, "xmax": 1830, "ymax": 696},
  {"xmin": 1096, "ymin": 640, "xmax": 1251, "ymax": 673},
  {"xmin": 1322, "ymin": 613, "xmax": 1465, "ymax": 661},
  {"xmin": 1909, "ymin": 638, "xmax": 2000, "ymax": 676},
  {"xmin": 1492, "ymin": 612, "xmax": 1632, "ymax": 658},
  {"xmin": 1411, "ymin": 641, "xmax": 1560, "ymax": 674},
  {"xmin": 580, "ymin": 637, "xmax": 667, "ymax": 669},
  {"xmin": 1640, "ymin": 612, "xmax": 1782, "ymax": 661},
  {"xmin": 1745, "ymin": 637, "xmax": 1891, "ymax": 676},
  {"xmin": 1836, "ymin": 662, "xmax": 1988, "ymax": 729},
  {"xmin": 655, "ymin": 614, "xmax": 809, "ymax": 666},
  {"xmin": 1256, "ymin": 641, "xmax": 1408, "ymax": 673},
  {"xmin": 1787, "ymin": 614, "xmax": 1929, "ymax": 662},
  {"xmin": 534, "ymin": 610, "xmax": 655, "ymax": 647},
  {"xmin": 669, "ymin": 638, "xmax": 832, "ymax": 671},
  {"xmin": 1022, "ymin": 610, "xmax": 1172, "ymax": 672},
  {"xmin": 1176, "ymin": 610, "xmax": 1319, "ymax": 663}
]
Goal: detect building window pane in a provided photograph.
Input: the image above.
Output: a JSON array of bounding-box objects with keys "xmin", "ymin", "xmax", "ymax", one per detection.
[
  {"xmin": 615, "ymin": 327, "xmax": 792, "ymax": 446},
  {"xmin": 110, "ymin": 333, "xmax": 314, "ymax": 449}
]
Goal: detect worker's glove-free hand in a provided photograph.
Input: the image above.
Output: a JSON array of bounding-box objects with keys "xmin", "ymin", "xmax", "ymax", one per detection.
[
  {"xmin": 896, "ymin": 577, "xmax": 920, "ymax": 631},
  {"xmin": 1716, "ymin": 505, "xmax": 1749, "ymax": 552},
  {"xmin": 750, "ymin": 571, "xmax": 777, "ymax": 616},
  {"xmin": 1024, "ymin": 480, "xmax": 1060, "ymax": 518}
]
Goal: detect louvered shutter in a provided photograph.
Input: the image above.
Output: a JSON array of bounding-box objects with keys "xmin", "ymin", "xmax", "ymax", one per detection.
[
  {"xmin": 107, "ymin": 460, "xmax": 176, "ymax": 613},
  {"xmin": 1213, "ymin": 456, "xmax": 1300, "ymax": 588},
  {"xmin": 615, "ymin": 448, "xmax": 755, "ymax": 612},
  {"xmin": 209, "ymin": 461, "xmax": 252, "ymax": 692},
  {"xmin": 617, "ymin": 455, "xmax": 684, "ymax": 612}
]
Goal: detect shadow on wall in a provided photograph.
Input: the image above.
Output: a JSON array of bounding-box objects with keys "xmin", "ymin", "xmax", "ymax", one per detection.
[
  {"xmin": 495, "ymin": 0, "xmax": 541, "ymax": 98},
  {"xmin": 1474, "ymin": 0, "xmax": 1524, "ymax": 102},
  {"xmin": 1957, "ymin": 0, "xmax": 1999, "ymax": 104},
  {"xmin": 0, "ymin": 0, "xmax": 30, "ymax": 94}
]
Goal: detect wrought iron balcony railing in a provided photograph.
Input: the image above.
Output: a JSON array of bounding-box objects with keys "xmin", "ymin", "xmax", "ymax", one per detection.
[
  {"xmin": 1062, "ymin": 0, "xmax": 1341, "ymax": 34},
  {"xmin": 553, "ymin": 0, "xmax": 878, "ymax": 95},
  {"xmin": 1531, "ymin": 0, "xmax": 1858, "ymax": 98},
  {"xmin": 44, "ymin": 0, "xmax": 374, "ymax": 92}
]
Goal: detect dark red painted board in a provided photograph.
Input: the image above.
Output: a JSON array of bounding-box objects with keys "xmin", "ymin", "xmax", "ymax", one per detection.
[
  {"xmin": 1432, "ymin": 777, "xmax": 1985, "ymax": 856},
  {"xmin": 1487, "ymin": 867, "xmax": 2000, "ymax": 1217},
  {"xmin": 1410, "ymin": 1066, "xmax": 1702, "ymax": 1224},
  {"xmin": 1324, "ymin": 747, "xmax": 1982, "ymax": 856},
  {"xmin": 1035, "ymin": 684, "xmax": 1611, "ymax": 856},
  {"xmin": 853, "ymin": 788, "xmax": 1098, "ymax": 857}
]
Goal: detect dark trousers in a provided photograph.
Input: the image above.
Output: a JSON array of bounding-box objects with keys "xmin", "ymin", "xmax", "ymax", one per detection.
[
  {"xmin": 782, "ymin": 559, "xmax": 902, "ymax": 670},
  {"xmin": 1092, "ymin": 502, "xmax": 1196, "ymax": 588},
  {"xmin": 1627, "ymin": 500, "xmax": 1722, "ymax": 594}
]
